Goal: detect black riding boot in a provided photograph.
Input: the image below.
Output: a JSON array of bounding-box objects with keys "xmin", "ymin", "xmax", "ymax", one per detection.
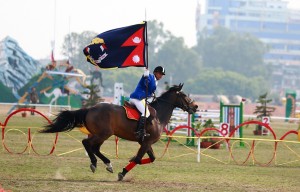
[{"xmin": 135, "ymin": 116, "xmax": 149, "ymax": 142}]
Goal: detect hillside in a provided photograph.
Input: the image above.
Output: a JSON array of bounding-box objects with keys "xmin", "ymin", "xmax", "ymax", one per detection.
[
  {"xmin": 18, "ymin": 72, "xmax": 83, "ymax": 108},
  {"xmin": 0, "ymin": 36, "xmax": 43, "ymax": 90},
  {"xmin": 0, "ymin": 81, "xmax": 16, "ymax": 102}
]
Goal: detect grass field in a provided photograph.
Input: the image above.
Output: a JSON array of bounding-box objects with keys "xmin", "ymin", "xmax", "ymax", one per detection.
[{"xmin": 1, "ymin": 112, "xmax": 300, "ymax": 192}]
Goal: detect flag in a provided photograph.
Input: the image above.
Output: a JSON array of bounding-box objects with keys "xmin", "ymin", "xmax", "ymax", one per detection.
[{"xmin": 83, "ymin": 22, "xmax": 147, "ymax": 69}]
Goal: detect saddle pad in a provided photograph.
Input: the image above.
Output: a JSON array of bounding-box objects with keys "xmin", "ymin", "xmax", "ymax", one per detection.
[
  {"xmin": 79, "ymin": 126, "xmax": 91, "ymax": 135},
  {"xmin": 123, "ymin": 106, "xmax": 140, "ymax": 121}
]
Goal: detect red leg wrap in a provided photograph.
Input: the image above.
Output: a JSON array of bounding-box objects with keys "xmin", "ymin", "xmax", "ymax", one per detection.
[
  {"xmin": 125, "ymin": 161, "xmax": 136, "ymax": 172},
  {"xmin": 141, "ymin": 158, "xmax": 152, "ymax": 164}
]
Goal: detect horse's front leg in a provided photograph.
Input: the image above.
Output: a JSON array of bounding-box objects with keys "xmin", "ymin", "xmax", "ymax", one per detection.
[
  {"xmin": 143, "ymin": 146, "xmax": 156, "ymax": 164},
  {"xmin": 129, "ymin": 146, "xmax": 156, "ymax": 164},
  {"xmin": 118, "ymin": 143, "xmax": 151, "ymax": 181}
]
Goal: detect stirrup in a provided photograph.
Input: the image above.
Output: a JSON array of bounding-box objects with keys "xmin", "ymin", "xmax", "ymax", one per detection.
[
  {"xmin": 135, "ymin": 130, "xmax": 147, "ymax": 137},
  {"xmin": 147, "ymin": 116, "xmax": 153, "ymax": 125},
  {"xmin": 135, "ymin": 131, "xmax": 145, "ymax": 142},
  {"xmin": 135, "ymin": 130, "xmax": 149, "ymax": 142}
]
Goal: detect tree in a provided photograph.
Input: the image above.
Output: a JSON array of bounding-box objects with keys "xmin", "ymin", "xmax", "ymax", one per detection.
[
  {"xmin": 61, "ymin": 31, "xmax": 97, "ymax": 74},
  {"xmin": 253, "ymin": 92, "xmax": 276, "ymax": 134},
  {"xmin": 147, "ymin": 20, "xmax": 202, "ymax": 85},
  {"xmin": 81, "ymin": 84, "xmax": 103, "ymax": 108},
  {"xmin": 184, "ymin": 68, "xmax": 268, "ymax": 99},
  {"xmin": 195, "ymin": 27, "xmax": 269, "ymax": 78},
  {"xmin": 156, "ymin": 36, "xmax": 202, "ymax": 84},
  {"xmin": 254, "ymin": 93, "xmax": 276, "ymax": 119},
  {"xmin": 103, "ymin": 68, "xmax": 144, "ymax": 96},
  {"xmin": 147, "ymin": 20, "xmax": 172, "ymax": 57}
]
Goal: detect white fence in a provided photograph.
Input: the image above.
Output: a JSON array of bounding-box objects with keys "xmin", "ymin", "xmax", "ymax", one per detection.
[{"xmin": 168, "ymin": 108, "xmax": 300, "ymax": 136}]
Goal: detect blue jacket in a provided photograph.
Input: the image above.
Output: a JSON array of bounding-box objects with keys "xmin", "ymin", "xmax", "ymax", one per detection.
[{"xmin": 130, "ymin": 74, "xmax": 156, "ymax": 100}]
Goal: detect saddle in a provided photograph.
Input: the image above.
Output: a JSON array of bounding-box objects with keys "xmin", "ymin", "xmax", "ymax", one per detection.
[{"xmin": 123, "ymin": 101, "xmax": 157, "ymax": 121}]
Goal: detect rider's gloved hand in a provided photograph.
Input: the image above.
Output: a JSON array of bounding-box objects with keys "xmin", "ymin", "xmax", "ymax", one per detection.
[{"xmin": 143, "ymin": 68, "xmax": 149, "ymax": 77}]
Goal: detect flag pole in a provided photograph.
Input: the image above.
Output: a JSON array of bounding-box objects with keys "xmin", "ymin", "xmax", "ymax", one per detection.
[
  {"xmin": 144, "ymin": 9, "xmax": 148, "ymax": 69},
  {"xmin": 144, "ymin": 20, "xmax": 149, "ymax": 130}
]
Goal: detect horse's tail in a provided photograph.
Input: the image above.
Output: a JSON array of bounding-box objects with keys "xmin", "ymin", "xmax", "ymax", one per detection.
[{"xmin": 39, "ymin": 108, "xmax": 88, "ymax": 133}]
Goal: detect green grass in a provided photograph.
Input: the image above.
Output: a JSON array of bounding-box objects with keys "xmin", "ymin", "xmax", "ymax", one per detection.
[{"xmin": 1, "ymin": 113, "xmax": 300, "ymax": 191}]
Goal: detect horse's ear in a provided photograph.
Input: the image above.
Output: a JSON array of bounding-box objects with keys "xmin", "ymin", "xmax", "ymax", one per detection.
[{"xmin": 179, "ymin": 83, "xmax": 184, "ymax": 90}]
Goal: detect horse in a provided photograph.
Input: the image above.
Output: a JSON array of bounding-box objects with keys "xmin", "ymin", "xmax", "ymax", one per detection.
[
  {"xmin": 43, "ymin": 87, "xmax": 69, "ymax": 105},
  {"xmin": 39, "ymin": 84, "xmax": 198, "ymax": 181}
]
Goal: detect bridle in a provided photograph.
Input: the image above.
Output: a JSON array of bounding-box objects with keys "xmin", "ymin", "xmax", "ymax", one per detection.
[{"xmin": 175, "ymin": 91, "xmax": 195, "ymax": 112}]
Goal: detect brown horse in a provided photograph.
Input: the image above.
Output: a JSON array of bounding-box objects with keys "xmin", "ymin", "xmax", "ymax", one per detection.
[{"xmin": 39, "ymin": 84, "xmax": 198, "ymax": 181}]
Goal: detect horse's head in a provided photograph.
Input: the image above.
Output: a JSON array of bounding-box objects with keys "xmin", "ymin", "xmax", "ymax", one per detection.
[{"xmin": 165, "ymin": 83, "xmax": 198, "ymax": 114}]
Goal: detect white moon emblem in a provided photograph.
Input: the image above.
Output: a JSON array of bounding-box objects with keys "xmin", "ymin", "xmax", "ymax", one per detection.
[
  {"xmin": 132, "ymin": 37, "xmax": 141, "ymax": 44},
  {"xmin": 132, "ymin": 55, "xmax": 140, "ymax": 63}
]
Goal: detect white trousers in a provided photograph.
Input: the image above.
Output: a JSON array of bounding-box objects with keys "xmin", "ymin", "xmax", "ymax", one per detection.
[{"xmin": 129, "ymin": 98, "xmax": 150, "ymax": 117}]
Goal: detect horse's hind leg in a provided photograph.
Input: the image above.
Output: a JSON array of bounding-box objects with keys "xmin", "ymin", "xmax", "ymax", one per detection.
[
  {"xmin": 91, "ymin": 142, "xmax": 113, "ymax": 173},
  {"xmin": 82, "ymin": 137, "xmax": 98, "ymax": 173}
]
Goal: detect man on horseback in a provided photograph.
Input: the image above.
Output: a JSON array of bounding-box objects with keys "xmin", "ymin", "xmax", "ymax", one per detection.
[{"xmin": 129, "ymin": 66, "xmax": 166, "ymax": 142}]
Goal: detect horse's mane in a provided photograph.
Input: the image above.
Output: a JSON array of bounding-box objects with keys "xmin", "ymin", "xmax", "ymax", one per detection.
[
  {"xmin": 149, "ymin": 84, "xmax": 184, "ymax": 108},
  {"xmin": 159, "ymin": 84, "xmax": 183, "ymax": 98}
]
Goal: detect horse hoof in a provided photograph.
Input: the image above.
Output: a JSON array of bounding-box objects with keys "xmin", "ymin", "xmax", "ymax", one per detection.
[
  {"xmin": 90, "ymin": 164, "xmax": 96, "ymax": 173},
  {"xmin": 118, "ymin": 172, "xmax": 124, "ymax": 181},
  {"xmin": 105, "ymin": 163, "xmax": 114, "ymax": 173},
  {"xmin": 106, "ymin": 167, "xmax": 114, "ymax": 173}
]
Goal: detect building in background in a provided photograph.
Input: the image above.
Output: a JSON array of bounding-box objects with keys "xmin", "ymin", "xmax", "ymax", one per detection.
[{"xmin": 196, "ymin": 0, "xmax": 300, "ymax": 96}]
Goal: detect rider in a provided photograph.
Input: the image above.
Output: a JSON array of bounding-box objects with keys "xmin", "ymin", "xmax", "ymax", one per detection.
[{"xmin": 129, "ymin": 66, "xmax": 166, "ymax": 142}]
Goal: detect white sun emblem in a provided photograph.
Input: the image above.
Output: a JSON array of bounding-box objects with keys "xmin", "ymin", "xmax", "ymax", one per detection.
[
  {"xmin": 132, "ymin": 55, "xmax": 140, "ymax": 63},
  {"xmin": 132, "ymin": 37, "xmax": 141, "ymax": 44}
]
